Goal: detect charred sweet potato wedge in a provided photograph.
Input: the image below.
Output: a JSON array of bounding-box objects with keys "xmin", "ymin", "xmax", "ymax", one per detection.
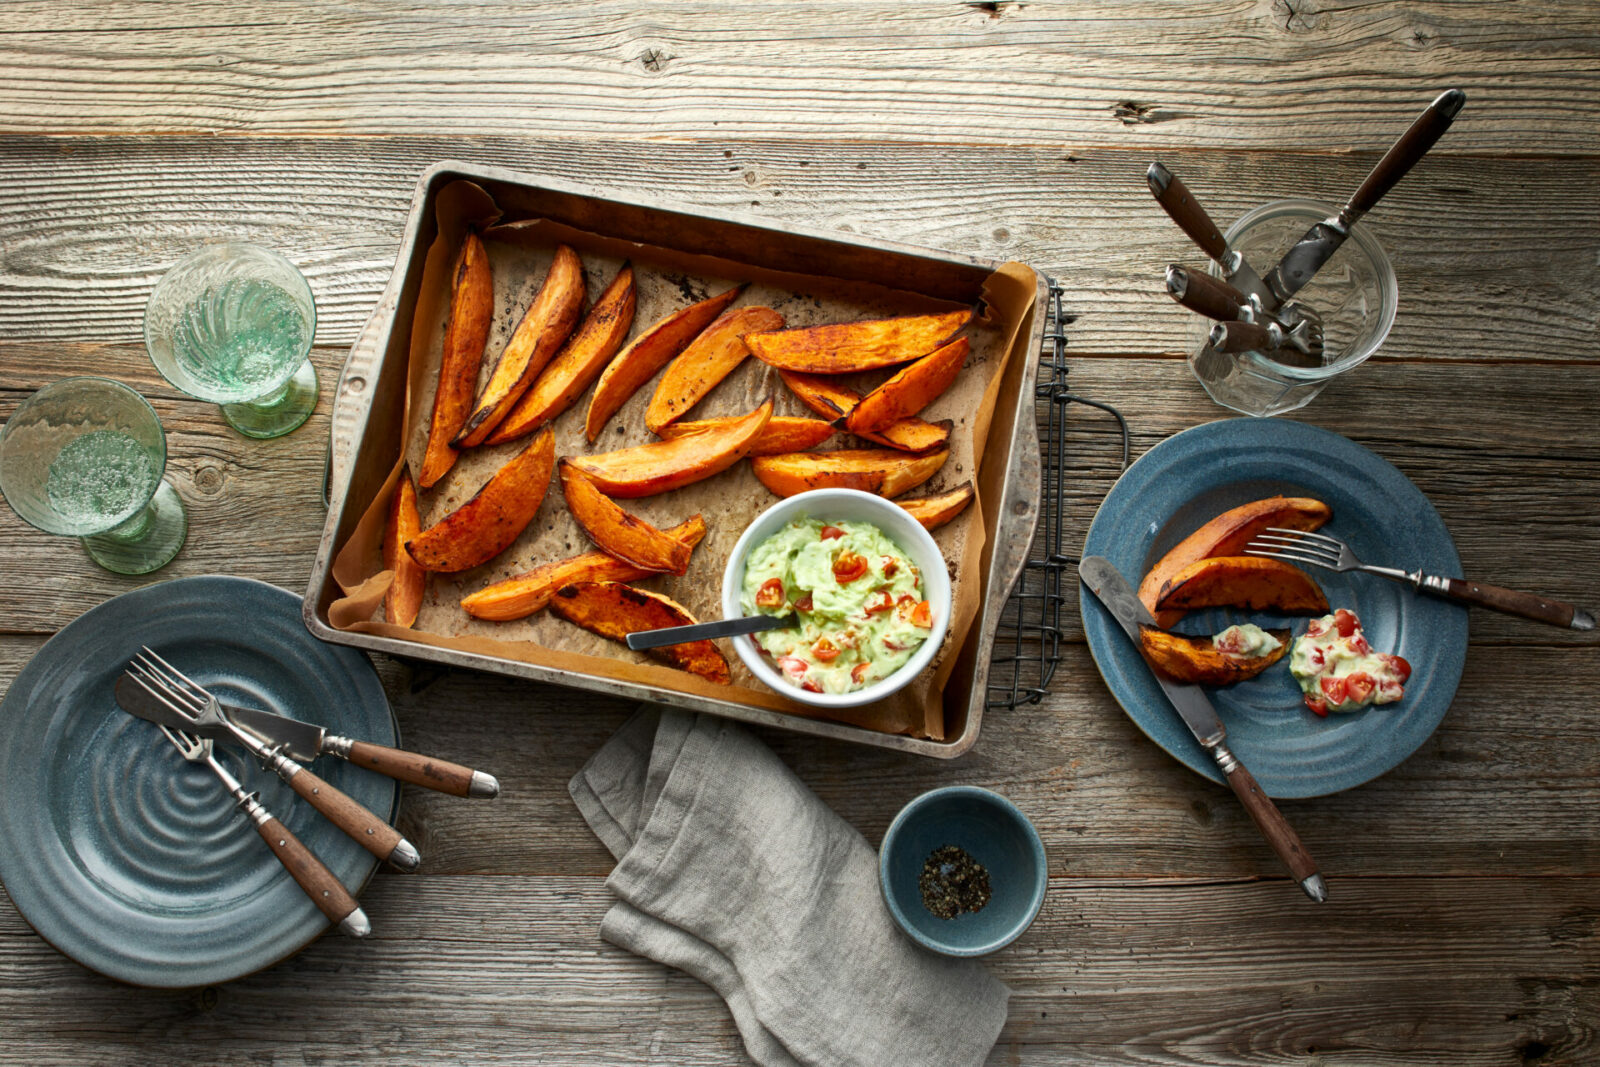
[
  {"xmin": 1154, "ymin": 556, "xmax": 1329, "ymax": 614},
  {"xmin": 456, "ymin": 245, "xmax": 585, "ymax": 447},
  {"xmin": 1139, "ymin": 625, "xmax": 1292, "ymax": 686},
  {"xmin": 845, "ymin": 336, "xmax": 968, "ymax": 435},
  {"xmin": 481, "ymin": 263, "xmax": 636, "ymax": 445},
  {"xmin": 646, "ymin": 305, "xmax": 784, "ymax": 433},
  {"xmin": 419, "ymin": 231, "xmax": 494, "ymax": 488},
  {"xmin": 1139, "ymin": 496, "xmax": 1333, "ymax": 629},
  {"xmin": 585, "ymin": 283, "xmax": 745, "ymax": 442},
  {"xmin": 746, "ymin": 308, "xmax": 972, "ymax": 374},
  {"xmin": 778, "ymin": 370, "xmax": 951, "ymax": 454},
  {"xmin": 568, "ymin": 399, "xmax": 773, "ymax": 498},
  {"xmin": 381, "ymin": 468, "xmax": 427, "ymax": 625},
  {"xmin": 897, "ymin": 481, "xmax": 975, "ymax": 531},
  {"xmin": 460, "ymin": 516, "xmax": 707, "ymax": 621},
  {"xmin": 751, "ymin": 448, "xmax": 947, "ymax": 499},
  {"xmin": 407, "ymin": 427, "xmax": 556, "ymax": 573},
  {"xmin": 658, "ymin": 415, "xmax": 835, "ymax": 456},
  {"xmin": 560, "ymin": 462, "xmax": 694, "ymax": 574},
  {"xmin": 549, "ymin": 581, "xmax": 731, "ymax": 684}
]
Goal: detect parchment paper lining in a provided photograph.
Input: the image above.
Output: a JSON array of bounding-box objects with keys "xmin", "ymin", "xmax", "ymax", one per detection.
[{"xmin": 330, "ymin": 181, "xmax": 1037, "ymax": 740}]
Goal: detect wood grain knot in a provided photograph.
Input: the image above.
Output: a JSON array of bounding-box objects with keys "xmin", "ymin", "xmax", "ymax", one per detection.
[{"xmin": 638, "ymin": 48, "xmax": 670, "ymax": 72}]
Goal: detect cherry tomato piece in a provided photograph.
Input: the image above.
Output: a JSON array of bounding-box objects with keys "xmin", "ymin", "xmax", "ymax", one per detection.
[
  {"xmin": 813, "ymin": 638, "xmax": 841, "ymax": 662},
  {"xmin": 794, "ymin": 593, "xmax": 814, "ymax": 613},
  {"xmin": 865, "ymin": 590, "xmax": 896, "ymax": 615},
  {"xmin": 820, "ymin": 525, "xmax": 845, "ymax": 541},
  {"xmin": 1303, "ymin": 694, "xmax": 1329, "ymax": 717},
  {"xmin": 1344, "ymin": 671, "xmax": 1376, "ymax": 704},
  {"xmin": 851, "ymin": 663, "xmax": 870, "ymax": 683},
  {"xmin": 1334, "ymin": 609, "xmax": 1359, "ymax": 638},
  {"xmin": 800, "ymin": 679, "xmax": 823, "ymax": 694},
  {"xmin": 909, "ymin": 600, "xmax": 933, "ymax": 628},
  {"xmin": 832, "ymin": 551, "xmax": 868, "ymax": 583},
  {"xmin": 1319, "ymin": 675, "xmax": 1348, "ymax": 706},
  {"xmin": 755, "ymin": 578, "xmax": 785, "ymax": 609},
  {"xmin": 1385, "ymin": 654, "xmax": 1412, "ymax": 683},
  {"xmin": 882, "ymin": 557, "xmax": 898, "ymax": 578}
]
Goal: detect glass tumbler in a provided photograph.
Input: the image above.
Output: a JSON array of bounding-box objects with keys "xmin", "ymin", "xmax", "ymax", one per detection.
[
  {"xmin": 1187, "ymin": 199, "xmax": 1398, "ymax": 417},
  {"xmin": 144, "ymin": 242, "xmax": 319, "ymax": 439},
  {"xmin": 0, "ymin": 377, "xmax": 188, "ymax": 574}
]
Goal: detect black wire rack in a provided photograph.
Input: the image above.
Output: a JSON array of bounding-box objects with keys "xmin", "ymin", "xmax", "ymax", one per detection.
[{"xmin": 985, "ymin": 280, "xmax": 1129, "ymax": 711}]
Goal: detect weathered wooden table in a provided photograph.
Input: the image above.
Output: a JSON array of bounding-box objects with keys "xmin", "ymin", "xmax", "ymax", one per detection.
[{"xmin": 3, "ymin": 4, "xmax": 1597, "ymax": 1063}]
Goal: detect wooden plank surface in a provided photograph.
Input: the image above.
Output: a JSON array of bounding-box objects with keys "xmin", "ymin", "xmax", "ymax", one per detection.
[
  {"xmin": 1, "ymin": 2, "xmax": 1598, "ymax": 152},
  {"xmin": 3, "ymin": 2, "xmax": 1598, "ymax": 1064}
]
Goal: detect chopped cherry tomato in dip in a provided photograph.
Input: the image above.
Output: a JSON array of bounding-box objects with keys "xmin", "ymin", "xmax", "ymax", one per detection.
[
  {"xmin": 865, "ymin": 590, "xmax": 896, "ymax": 614},
  {"xmin": 909, "ymin": 600, "xmax": 933, "ymax": 629},
  {"xmin": 820, "ymin": 525, "xmax": 845, "ymax": 541},
  {"xmin": 813, "ymin": 638, "xmax": 841, "ymax": 662},
  {"xmin": 832, "ymin": 551, "xmax": 869, "ymax": 583},
  {"xmin": 852, "ymin": 663, "xmax": 871, "ymax": 683},
  {"xmin": 882, "ymin": 557, "xmax": 899, "ymax": 578},
  {"xmin": 755, "ymin": 578, "xmax": 785, "ymax": 610},
  {"xmin": 794, "ymin": 593, "xmax": 814, "ymax": 613},
  {"xmin": 1290, "ymin": 609, "xmax": 1411, "ymax": 715}
]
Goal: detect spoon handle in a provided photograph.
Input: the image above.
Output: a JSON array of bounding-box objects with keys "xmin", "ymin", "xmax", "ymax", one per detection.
[{"xmin": 625, "ymin": 614, "xmax": 793, "ymax": 650}]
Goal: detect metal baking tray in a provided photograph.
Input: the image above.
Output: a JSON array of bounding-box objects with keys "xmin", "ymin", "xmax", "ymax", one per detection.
[{"xmin": 305, "ymin": 160, "xmax": 1046, "ymax": 757}]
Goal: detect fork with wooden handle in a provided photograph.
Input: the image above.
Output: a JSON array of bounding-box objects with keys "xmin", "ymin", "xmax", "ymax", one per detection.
[
  {"xmin": 155, "ymin": 722, "xmax": 371, "ymax": 937},
  {"xmin": 1248, "ymin": 528, "xmax": 1595, "ymax": 631}
]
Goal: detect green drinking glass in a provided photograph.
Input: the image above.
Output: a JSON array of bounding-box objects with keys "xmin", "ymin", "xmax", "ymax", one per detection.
[
  {"xmin": 144, "ymin": 242, "xmax": 319, "ymax": 439},
  {"xmin": 0, "ymin": 377, "xmax": 188, "ymax": 574}
]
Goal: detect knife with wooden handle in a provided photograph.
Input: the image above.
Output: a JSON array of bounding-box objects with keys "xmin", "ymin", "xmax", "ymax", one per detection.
[{"xmin": 1079, "ymin": 556, "xmax": 1327, "ymax": 902}]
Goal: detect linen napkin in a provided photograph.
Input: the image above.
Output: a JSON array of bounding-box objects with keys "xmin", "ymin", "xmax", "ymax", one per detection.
[{"xmin": 570, "ymin": 708, "xmax": 1011, "ymax": 1067}]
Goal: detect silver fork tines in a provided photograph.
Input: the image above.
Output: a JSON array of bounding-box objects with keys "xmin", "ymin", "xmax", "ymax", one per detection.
[
  {"xmin": 129, "ymin": 647, "xmax": 211, "ymax": 717},
  {"xmin": 1246, "ymin": 528, "xmax": 1349, "ymax": 571}
]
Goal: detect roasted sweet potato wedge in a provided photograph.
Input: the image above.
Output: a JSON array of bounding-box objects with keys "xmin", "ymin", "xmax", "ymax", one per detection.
[
  {"xmin": 1139, "ymin": 625, "xmax": 1292, "ymax": 686},
  {"xmin": 845, "ymin": 336, "xmax": 968, "ymax": 435},
  {"xmin": 560, "ymin": 462, "xmax": 694, "ymax": 574},
  {"xmin": 1155, "ymin": 556, "xmax": 1329, "ymax": 614},
  {"xmin": 746, "ymin": 308, "xmax": 971, "ymax": 374},
  {"xmin": 455, "ymin": 245, "xmax": 585, "ymax": 448},
  {"xmin": 658, "ymin": 415, "xmax": 835, "ymax": 456},
  {"xmin": 382, "ymin": 468, "xmax": 426, "ymax": 625},
  {"xmin": 751, "ymin": 448, "xmax": 947, "ymax": 499},
  {"xmin": 460, "ymin": 516, "xmax": 707, "ymax": 621},
  {"xmin": 481, "ymin": 263, "xmax": 636, "ymax": 445},
  {"xmin": 419, "ymin": 231, "xmax": 494, "ymax": 488},
  {"xmin": 646, "ymin": 305, "xmax": 784, "ymax": 433},
  {"xmin": 585, "ymin": 283, "xmax": 745, "ymax": 442},
  {"xmin": 1139, "ymin": 496, "xmax": 1333, "ymax": 629},
  {"xmin": 548, "ymin": 581, "xmax": 731, "ymax": 684},
  {"xmin": 407, "ymin": 427, "xmax": 556, "ymax": 572},
  {"xmin": 897, "ymin": 481, "xmax": 975, "ymax": 531},
  {"xmin": 568, "ymin": 399, "xmax": 773, "ymax": 498},
  {"xmin": 778, "ymin": 370, "xmax": 952, "ymax": 454}
]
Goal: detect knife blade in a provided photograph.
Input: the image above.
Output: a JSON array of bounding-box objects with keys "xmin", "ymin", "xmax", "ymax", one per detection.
[
  {"xmin": 114, "ymin": 675, "xmax": 499, "ymax": 799},
  {"xmin": 1260, "ymin": 89, "xmax": 1465, "ymax": 305},
  {"xmin": 1078, "ymin": 556, "xmax": 1327, "ymax": 902}
]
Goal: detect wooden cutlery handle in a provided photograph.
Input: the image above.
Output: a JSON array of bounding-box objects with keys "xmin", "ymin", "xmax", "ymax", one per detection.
[
  {"xmin": 1148, "ymin": 163, "xmax": 1228, "ymax": 262},
  {"xmin": 1209, "ymin": 320, "xmax": 1271, "ymax": 353},
  {"xmin": 1348, "ymin": 89, "xmax": 1465, "ymax": 217},
  {"xmin": 1167, "ymin": 265, "xmax": 1249, "ymax": 321},
  {"xmin": 287, "ymin": 766, "xmax": 418, "ymax": 870},
  {"xmin": 1216, "ymin": 747, "xmax": 1326, "ymax": 901},
  {"xmin": 344, "ymin": 740, "xmax": 499, "ymax": 798},
  {"xmin": 1437, "ymin": 578, "xmax": 1587, "ymax": 629},
  {"xmin": 255, "ymin": 816, "xmax": 370, "ymax": 937}
]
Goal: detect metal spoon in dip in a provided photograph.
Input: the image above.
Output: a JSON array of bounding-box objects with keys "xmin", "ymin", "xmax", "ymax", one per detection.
[{"xmin": 625, "ymin": 615, "xmax": 796, "ymax": 650}]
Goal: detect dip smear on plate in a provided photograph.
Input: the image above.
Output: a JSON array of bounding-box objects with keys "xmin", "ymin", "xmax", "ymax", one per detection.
[{"xmin": 741, "ymin": 517, "xmax": 933, "ymax": 694}]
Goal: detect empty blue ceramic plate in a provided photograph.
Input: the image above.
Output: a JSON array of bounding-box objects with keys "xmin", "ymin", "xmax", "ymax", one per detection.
[
  {"xmin": 1081, "ymin": 418, "xmax": 1468, "ymax": 798},
  {"xmin": 879, "ymin": 786, "xmax": 1047, "ymax": 957},
  {"xmin": 0, "ymin": 575, "xmax": 398, "ymax": 987}
]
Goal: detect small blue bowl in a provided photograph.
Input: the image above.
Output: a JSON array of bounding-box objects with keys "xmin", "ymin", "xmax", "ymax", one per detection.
[{"xmin": 878, "ymin": 786, "xmax": 1047, "ymax": 957}]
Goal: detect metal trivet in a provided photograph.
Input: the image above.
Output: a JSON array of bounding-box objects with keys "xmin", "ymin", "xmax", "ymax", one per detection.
[{"xmin": 985, "ymin": 280, "xmax": 1128, "ymax": 710}]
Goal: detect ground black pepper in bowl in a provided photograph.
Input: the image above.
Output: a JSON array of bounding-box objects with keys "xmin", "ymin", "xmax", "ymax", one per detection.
[{"xmin": 918, "ymin": 844, "xmax": 991, "ymax": 919}]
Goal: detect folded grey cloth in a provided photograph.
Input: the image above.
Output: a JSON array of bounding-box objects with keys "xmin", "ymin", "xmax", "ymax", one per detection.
[{"xmin": 570, "ymin": 708, "xmax": 1010, "ymax": 1067}]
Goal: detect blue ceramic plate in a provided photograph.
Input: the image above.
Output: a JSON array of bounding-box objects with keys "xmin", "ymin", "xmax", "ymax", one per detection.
[
  {"xmin": 0, "ymin": 575, "xmax": 398, "ymax": 987},
  {"xmin": 1081, "ymin": 418, "xmax": 1468, "ymax": 798}
]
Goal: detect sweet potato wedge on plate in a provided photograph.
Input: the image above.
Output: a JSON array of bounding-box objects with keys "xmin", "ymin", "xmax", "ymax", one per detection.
[
  {"xmin": 746, "ymin": 308, "xmax": 971, "ymax": 374},
  {"xmin": 455, "ymin": 245, "xmax": 585, "ymax": 448},
  {"xmin": 1138, "ymin": 496, "xmax": 1332, "ymax": 628},
  {"xmin": 897, "ymin": 481, "xmax": 975, "ymax": 530},
  {"xmin": 407, "ymin": 427, "xmax": 556, "ymax": 573},
  {"xmin": 845, "ymin": 336, "xmax": 968, "ymax": 435},
  {"xmin": 658, "ymin": 415, "xmax": 834, "ymax": 456},
  {"xmin": 778, "ymin": 370, "xmax": 951, "ymax": 454},
  {"xmin": 382, "ymin": 468, "xmax": 427, "ymax": 625},
  {"xmin": 646, "ymin": 305, "xmax": 783, "ymax": 433},
  {"xmin": 419, "ymin": 231, "xmax": 494, "ymax": 488},
  {"xmin": 560, "ymin": 462, "xmax": 694, "ymax": 574},
  {"xmin": 567, "ymin": 399, "xmax": 773, "ymax": 497},
  {"xmin": 548, "ymin": 581, "xmax": 731, "ymax": 684},
  {"xmin": 481, "ymin": 263, "xmax": 636, "ymax": 445},
  {"xmin": 460, "ymin": 516, "xmax": 708, "ymax": 621},
  {"xmin": 751, "ymin": 448, "xmax": 947, "ymax": 499},
  {"xmin": 1154, "ymin": 556, "xmax": 1329, "ymax": 614},
  {"xmin": 585, "ymin": 283, "xmax": 745, "ymax": 442},
  {"xmin": 1139, "ymin": 625, "xmax": 1292, "ymax": 686}
]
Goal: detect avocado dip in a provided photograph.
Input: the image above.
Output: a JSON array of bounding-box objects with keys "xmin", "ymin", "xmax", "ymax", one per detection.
[{"xmin": 740, "ymin": 516, "xmax": 933, "ymax": 694}]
